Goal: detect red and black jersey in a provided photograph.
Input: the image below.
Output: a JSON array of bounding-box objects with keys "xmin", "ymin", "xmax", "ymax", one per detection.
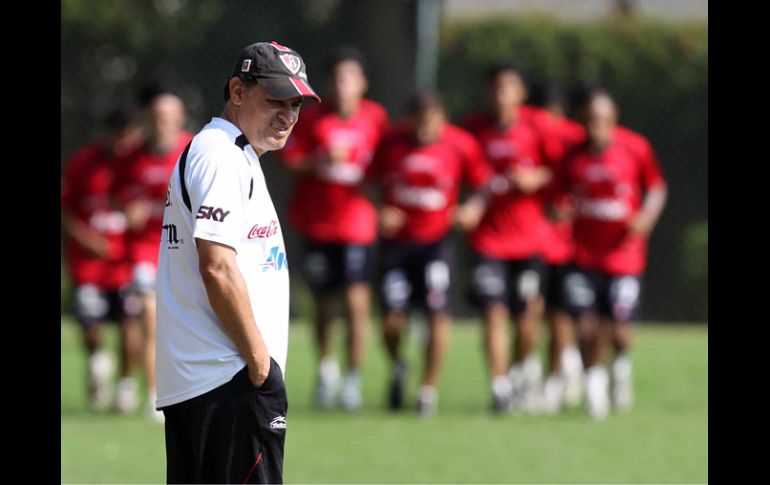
[
  {"xmin": 281, "ymin": 100, "xmax": 389, "ymax": 244},
  {"xmin": 463, "ymin": 105, "xmax": 556, "ymax": 259},
  {"xmin": 61, "ymin": 143, "xmax": 131, "ymax": 289},
  {"xmin": 557, "ymin": 125, "xmax": 665, "ymax": 275},
  {"xmin": 114, "ymin": 132, "xmax": 193, "ymax": 265},
  {"xmin": 367, "ymin": 121, "xmax": 492, "ymax": 243}
]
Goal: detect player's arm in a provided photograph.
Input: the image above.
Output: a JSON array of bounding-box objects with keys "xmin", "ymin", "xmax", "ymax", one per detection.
[
  {"xmin": 455, "ymin": 132, "xmax": 493, "ymax": 232},
  {"xmin": 61, "ymin": 163, "xmax": 109, "ymax": 258},
  {"xmin": 628, "ymin": 137, "xmax": 668, "ymax": 236},
  {"xmin": 61, "ymin": 211, "xmax": 109, "ymax": 258},
  {"xmin": 196, "ymin": 239, "xmax": 271, "ymax": 387},
  {"xmin": 628, "ymin": 184, "xmax": 667, "ymax": 236}
]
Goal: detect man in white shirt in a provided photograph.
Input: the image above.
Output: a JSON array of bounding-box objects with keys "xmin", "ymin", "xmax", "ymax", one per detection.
[{"xmin": 155, "ymin": 41, "xmax": 319, "ymax": 484}]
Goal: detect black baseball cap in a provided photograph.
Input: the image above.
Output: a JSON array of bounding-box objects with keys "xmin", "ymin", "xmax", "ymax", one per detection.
[{"xmin": 229, "ymin": 41, "xmax": 320, "ymax": 102}]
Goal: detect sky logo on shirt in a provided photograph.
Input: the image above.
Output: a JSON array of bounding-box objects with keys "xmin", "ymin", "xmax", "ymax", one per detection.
[
  {"xmin": 260, "ymin": 246, "xmax": 288, "ymax": 272},
  {"xmin": 196, "ymin": 205, "xmax": 231, "ymax": 222}
]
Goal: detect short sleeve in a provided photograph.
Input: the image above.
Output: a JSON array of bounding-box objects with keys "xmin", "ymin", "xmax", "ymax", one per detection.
[
  {"xmin": 187, "ymin": 147, "xmax": 248, "ymax": 251},
  {"xmin": 636, "ymin": 137, "xmax": 666, "ymax": 190},
  {"xmin": 455, "ymin": 130, "xmax": 492, "ymax": 190}
]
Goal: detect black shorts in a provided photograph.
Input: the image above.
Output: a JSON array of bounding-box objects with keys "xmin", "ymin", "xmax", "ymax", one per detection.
[
  {"xmin": 542, "ymin": 263, "xmax": 571, "ymax": 311},
  {"xmin": 162, "ymin": 358, "xmax": 288, "ymax": 484},
  {"xmin": 470, "ymin": 253, "xmax": 546, "ymax": 314},
  {"xmin": 73, "ymin": 284, "xmax": 142, "ymax": 327},
  {"xmin": 562, "ymin": 266, "xmax": 643, "ymax": 322},
  {"xmin": 379, "ymin": 238, "xmax": 452, "ymax": 314},
  {"xmin": 301, "ymin": 239, "xmax": 372, "ymax": 294}
]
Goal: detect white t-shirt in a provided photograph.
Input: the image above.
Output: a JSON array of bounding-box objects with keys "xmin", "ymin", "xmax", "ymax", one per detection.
[{"xmin": 155, "ymin": 117, "xmax": 290, "ymax": 409}]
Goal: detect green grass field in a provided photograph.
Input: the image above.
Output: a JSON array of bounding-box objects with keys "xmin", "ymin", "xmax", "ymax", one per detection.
[{"xmin": 61, "ymin": 317, "xmax": 707, "ymax": 484}]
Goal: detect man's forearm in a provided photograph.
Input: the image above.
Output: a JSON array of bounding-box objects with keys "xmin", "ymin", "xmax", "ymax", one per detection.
[
  {"xmin": 200, "ymin": 261, "xmax": 269, "ymax": 370},
  {"xmin": 640, "ymin": 185, "xmax": 668, "ymax": 228}
]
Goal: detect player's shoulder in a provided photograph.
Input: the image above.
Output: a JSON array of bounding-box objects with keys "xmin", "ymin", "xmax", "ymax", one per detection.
[
  {"xmin": 444, "ymin": 123, "xmax": 476, "ymax": 144},
  {"xmin": 614, "ymin": 125, "xmax": 654, "ymax": 157},
  {"xmin": 360, "ymin": 98, "xmax": 388, "ymax": 119},
  {"xmin": 190, "ymin": 121, "xmax": 246, "ymax": 163}
]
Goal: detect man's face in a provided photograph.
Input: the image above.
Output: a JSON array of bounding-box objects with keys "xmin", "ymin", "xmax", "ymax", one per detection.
[
  {"xmin": 148, "ymin": 94, "xmax": 186, "ymax": 148},
  {"xmin": 412, "ymin": 106, "xmax": 446, "ymax": 146},
  {"xmin": 236, "ymin": 83, "xmax": 303, "ymax": 155},
  {"xmin": 488, "ymin": 71, "xmax": 526, "ymax": 112},
  {"xmin": 330, "ymin": 60, "xmax": 367, "ymax": 105},
  {"xmin": 585, "ymin": 94, "xmax": 618, "ymax": 148}
]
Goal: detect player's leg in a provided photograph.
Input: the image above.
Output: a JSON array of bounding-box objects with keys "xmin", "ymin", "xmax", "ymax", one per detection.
[
  {"xmin": 543, "ymin": 263, "xmax": 582, "ymax": 413},
  {"xmin": 303, "ymin": 241, "xmax": 342, "ymax": 408},
  {"xmin": 340, "ymin": 244, "xmax": 372, "ymax": 411},
  {"xmin": 607, "ymin": 275, "xmax": 642, "ymax": 411},
  {"xmin": 129, "ymin": 261, "xmax": 158, "ymax": 417},
  {"xmin": 416, "ymin": 242, "xmax": 452, "ymax": 416},
  {"xmin": 74, "ymin": 284, "xmax": 114, "ymax": 411},
  {"xmin": 564, "ymin": 268, "xmax": 609, "ymax": 419},
  {"xmin": 380, "ymin": 241, "xmax": 412, "ymax": 410},
  {"xmin": 472, "ymin": 254, "xmax": 513, "ymax": 413},
  {"xmin": 509, "ymin": 258, "xmax": 546, "ymax": 413}
]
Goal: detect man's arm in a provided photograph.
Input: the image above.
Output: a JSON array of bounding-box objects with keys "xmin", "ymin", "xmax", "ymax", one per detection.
[
  {"xmin": 628, "ymin": 184, "xmax": 668, "ymax": 236},
  {"xmin": 61, "ymin": 212, "xmax": 109, "ymax": 258},
  {"xmin": 196, "ymin": 238, "xmax": 271, "ymax": 387}
]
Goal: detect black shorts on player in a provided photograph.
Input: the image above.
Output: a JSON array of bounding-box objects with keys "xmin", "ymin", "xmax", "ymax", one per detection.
[
  {"xmin": 379, "ymin": 238, "xmax": 452, "ymax": 314},
  {"xmin": 302, "ymin": 240, "xmax": 371, "ymax": 294},
  {"xmin": 73, "ymin": 284, "xmax": 142, "ymax": 327},
  {"xmin": 162, "ymin": 358, "xmax": 288, "ymax": 484},
  {"xmin": 542, "ymin": 263, "xmax": 571, "ymax": 311},
  {"xmin": 470, "ymin": 254, "xmax": 546, "ymax": 314},
  {"xmin": 562, "ymin": 266, "xmax": 643, "ymax": 322}
]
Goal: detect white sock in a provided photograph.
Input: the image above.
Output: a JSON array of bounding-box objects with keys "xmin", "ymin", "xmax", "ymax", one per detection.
[
  {"xmin": 561, "ymin": 345, "xmax": 583, "ymax": 376},
  {"xmin": 319, "ymin": 358, "xmax": 340, "ymax": 381},
  {"xmin": 612, "ymin": 353, "xmax": 632, "ymax": 381},
  {"xmin": 419, "ymin": 385, "xmax": 438, "ymax": 403},
  {"xmin": 492, "ymin": 375, "xmax": 513, "ymax": 398}
]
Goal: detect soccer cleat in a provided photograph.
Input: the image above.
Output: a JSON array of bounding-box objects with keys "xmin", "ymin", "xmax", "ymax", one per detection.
[
  {"xmin": 115, "ymin": 377, "xmax": 139, "ymax": 414},
  {"xmin": 611, "ymin": 354, "xmax": 634, "ymax": 411},
  {"xmin": 561, "ymin": 345, "xmax": 584, "ymax": 407},
  {"xmin": 416, "ymin": 385, "xmax": 439, "ymax": 417},
  {"xmin": 340, "ymin": 370, "xmax": 363, "ymax": 411},
  {"xmin": 543, "ymin": 373, "xmax": 565, "ymax": 415},
  {"xmin": 88, "ymin": 350, "xmax": 115, "ymax": 412},
  {"xmin": 388, "ymin": 361, "xmax": 407, "ymax": 411},
  {"xmin": 585, "ymin": 365, "xmax": 610, "ymax": 420},
  {"xmin": 314, "ymin": 358, "xmax": 341, "ymax": 409},
  {"xmin": 146, "ymin": 389, "xmax": 165, "ymax": 424}
]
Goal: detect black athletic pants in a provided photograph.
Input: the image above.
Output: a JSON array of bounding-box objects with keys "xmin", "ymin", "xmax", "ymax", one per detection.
[{"xmin": 162, "ymin": 358, "xmax": 288, "ymax": 484}]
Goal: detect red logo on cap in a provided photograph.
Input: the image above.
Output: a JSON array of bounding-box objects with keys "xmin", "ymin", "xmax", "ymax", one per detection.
[{"xmin": 279, "ymin": 54, "xmax": 301, "ymax": 74}]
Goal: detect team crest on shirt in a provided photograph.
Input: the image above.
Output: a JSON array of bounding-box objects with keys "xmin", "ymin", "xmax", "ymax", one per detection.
[{"xmin": 279, "ymin": 54, "xmax": 301, "ymax": 74}]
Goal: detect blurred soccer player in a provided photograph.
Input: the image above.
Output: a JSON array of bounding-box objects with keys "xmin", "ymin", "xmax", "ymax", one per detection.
[
  {"xmin": 528, "ymin": 81, "xmax": 586, "ymax": 413},
  {"xmin": 367, "ymin": 91, "xmax": 491, "ymax": 416},
  {"xmin": 558, "ymin": 87, "xmax": 667, "ymax": 419},
  {"xmin": 61, "ymin": 107, "xmax": 144, "ymax": 412},
  {"xmin": 114, "ymin": 92, "xmax": 193, "ymax": 421},
  {"xmin": 281, "ymin": 47, "xmax": 389, "ymax": 410},
  {"xmin": 461, "ymin": 62, "xmax": 555, "ymax": 413}
]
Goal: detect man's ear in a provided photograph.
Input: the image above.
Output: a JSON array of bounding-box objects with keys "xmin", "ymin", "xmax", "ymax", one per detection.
[{"xmin": 229, "ymin": 78, "xmax": 245, "ymax": 106}]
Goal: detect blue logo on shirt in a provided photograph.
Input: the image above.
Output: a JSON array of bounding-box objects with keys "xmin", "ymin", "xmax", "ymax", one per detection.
[{"xmin": 260, "ymin": 246, "xmax": 288, "ymax": 272}]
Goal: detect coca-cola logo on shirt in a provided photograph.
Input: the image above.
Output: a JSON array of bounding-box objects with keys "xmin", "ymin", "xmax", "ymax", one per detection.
[{"xmin": 248, "ymin": 220, "xmax": 279, "ymax": 239}]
